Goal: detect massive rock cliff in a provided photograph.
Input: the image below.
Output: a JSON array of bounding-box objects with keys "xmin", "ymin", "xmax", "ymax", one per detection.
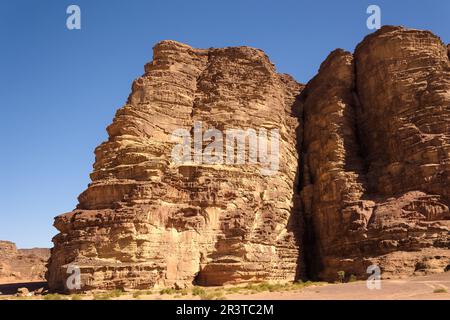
[
  {"xmin": 47, "ymin": 26, "xmax": 450, "ymax": 291},
  {"xmin": 300, "ymin": 26, "xmax": 450, "ymax": 280},
  {"xmin": 47, "ymin": 41, "xmax": 303, "ymax": 291}
]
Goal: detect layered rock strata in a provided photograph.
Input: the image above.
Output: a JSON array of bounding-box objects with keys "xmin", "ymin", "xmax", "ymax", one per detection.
[
  {"xmin": 0, "ymin": 241, "xmax": 50, "ymax": 282},
  {"xmin": 47, "ymin": 26, "xmax": 450, "ymax": 291},
  {"xmin": 300, "ymin": 26, "xmax": 450, "ymax": 280},
  {"xmin": 47, "ymin": 41, "xmax": 303, "ymax": 291}
]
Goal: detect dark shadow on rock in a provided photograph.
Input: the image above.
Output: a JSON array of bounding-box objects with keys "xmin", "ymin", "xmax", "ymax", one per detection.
[{"xmin": 0, "ymin": 281, "xmax": 47, "ymax": 295}]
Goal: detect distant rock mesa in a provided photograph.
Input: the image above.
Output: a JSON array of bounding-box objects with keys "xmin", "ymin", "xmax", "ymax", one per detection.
[
  {"xmin": 47, "ymin": 26, "xmax": 450, "ymax": 291},
  {"xmin": 0, "ymin": 241, "xmax": 49, "ymax": 283}
]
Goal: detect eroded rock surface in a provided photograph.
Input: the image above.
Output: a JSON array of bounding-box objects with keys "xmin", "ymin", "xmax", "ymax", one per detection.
[
  {"xmin": 47, "ymin": 26, "xmax": 450, "ymax": 291},
  {"xmin": 47, "ymin": 41, "xmax": 303, "ymax": 291},
  {"xmin": 300, "ymin": 26, "xmax": 450, "ymax": 280},
  {"xmin": 0, "ymin": 241, "xmax": 49, "ymax": 283}
]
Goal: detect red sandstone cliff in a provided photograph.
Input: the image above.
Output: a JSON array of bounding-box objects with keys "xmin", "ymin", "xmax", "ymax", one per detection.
[
  {"xmin": 0, "ymin": 241, "xmax": 49, "ymax": 283},
  {"xmin": 47, "ymin": 41, "xmax": 303, "ymax": 291},
  {"xmin": 47, "ymin": 26, "xmax": 450, "ymax": 292},
  {"xmin": 300, "ymin": 26, "xmax": 450, "ymax": 280}
]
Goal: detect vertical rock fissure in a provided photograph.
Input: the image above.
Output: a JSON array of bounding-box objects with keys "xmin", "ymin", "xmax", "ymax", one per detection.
[
  {"xmin": 297, "ymin": 94, "xmax": 322, "ymax": 280},
  {"xmin": 350, "ymin": 59, "xmax": 370, "ymax": 178}
]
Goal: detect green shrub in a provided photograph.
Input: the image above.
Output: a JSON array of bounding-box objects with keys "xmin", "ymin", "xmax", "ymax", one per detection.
[
  {"xmin": 433, "ymin": 288, "xmax": 448, "ymax": 293},
  {"xmin": 180, "ymin": 289, "xmax": 188, "ymax": 296},
  {"xmin": 337, "ymin": 271, "xmax": 346, "ymax": 283},
  {"xmin": 199, "ymin": 290, "xmax": 225, "ymax": 300},
  {"xmin": 224, "ymin": 286, "xmax": 242, "ymax": 294},
  {"xmin": 191, "ymin": 287, "xmax": 206, "ymax": 296},
  {"xmin": 159, "ymin": 288, "xmax": 177, "ymax": 295},
  {"xmin": 111, "ymin": 289, "xmax": 124, "ymax": 298},
  {"xmin": 93, "ymin": 293, "xmax": 111, "ymax": 300},
  {"xmin": 43, "ymin": 294, "xmax": 68, "ymax": 300}
]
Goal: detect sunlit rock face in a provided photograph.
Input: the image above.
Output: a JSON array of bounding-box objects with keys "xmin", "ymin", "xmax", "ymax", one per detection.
[
  {"xmin": 47, "ymin": 40, "xmax": 303, "ymax": 292},
  {"xmin": 0, "ymin": 241, "xmax": 49, "ymax": 282},
  {"xmin": 47, "ymin": 26, "xmax": 450, "ymax": 291},
  {"xmin": 300, "ymin": 26, "xmax": 450, "ymax": 281}
]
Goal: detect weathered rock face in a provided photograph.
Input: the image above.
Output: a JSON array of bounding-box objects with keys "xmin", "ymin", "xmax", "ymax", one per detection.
[
  {"xmin": 300, "ymin": 26, "xmax": 450, "ymax": 280},
  {"xmin": 47, "ymin": 26, "xmax": 450, "ymax": 291},
  {"xmin": 0, "ymin": 241, "xmax": 49, "ymax": 282},
  {"xmin": 47, "ymin": 41, "xmax": 303, "ymax": 291}
]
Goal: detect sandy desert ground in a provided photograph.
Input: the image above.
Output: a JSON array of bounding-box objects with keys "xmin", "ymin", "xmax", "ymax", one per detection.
[{"xmin": 0, "ymin": 273, "xmax": 449, "ymax": 300}]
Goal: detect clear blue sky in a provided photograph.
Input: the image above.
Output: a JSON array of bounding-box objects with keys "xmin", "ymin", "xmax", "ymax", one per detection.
[{"xmin": 0, "ymin": 0, "xmax": 449, "ymax": 248}]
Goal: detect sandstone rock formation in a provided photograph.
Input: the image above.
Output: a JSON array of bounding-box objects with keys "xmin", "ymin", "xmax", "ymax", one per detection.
[
  {"xmin": 0, "ymin": 241, "xmax": 49, "ymax": 283},
  {"xmin": 47, "ymin": 41, "xmax": 303, "ymax": 291},
  {"xmin": 47, "ymin": 26, "xmax": 450, "ymax": 291},
  {"xmin": 300, "ymin": 26, "xmax": 450, "ymax": 280}
]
